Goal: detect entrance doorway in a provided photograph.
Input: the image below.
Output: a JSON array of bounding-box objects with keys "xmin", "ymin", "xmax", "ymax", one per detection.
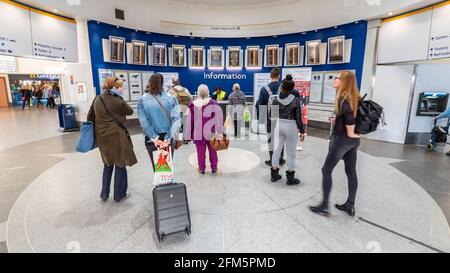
[{"xmin": 0, "ymin": 77, "xmax": 8, "ymax": 107}]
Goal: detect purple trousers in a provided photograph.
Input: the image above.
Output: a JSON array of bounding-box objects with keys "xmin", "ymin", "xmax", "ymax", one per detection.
[{"xmin": 195, "ymin": 142, "xmax": 219, "ymax": 172}]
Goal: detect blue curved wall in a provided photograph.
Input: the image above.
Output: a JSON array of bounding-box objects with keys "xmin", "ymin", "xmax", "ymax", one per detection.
[{"xmin": 88, "ymin": 20, "xmax": 368, "ymax": 96}]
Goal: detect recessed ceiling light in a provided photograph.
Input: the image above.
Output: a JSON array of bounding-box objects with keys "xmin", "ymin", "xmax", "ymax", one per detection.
[
  {"xmin": 389, "ymin": 12, "xmax": 393, "ymax": 16},
  {"xmin": 355, "ymin": 21, "xmax": 359, "ymax": 24},
  {"xmin": 334, "ymin": 26, "xmax": 338, "ymax": 29},
  {"xmin": 200, "ymin": 37, "xmax": 205, "ymax": 40},
  {"xmin": 302, "ymin": 32, "xmax": 307, "ymax": 35},
  {"xmin": 53, "ymin": 9, "xmax": 58, "ymax": 13},
  {"xmin": 315, "ymin": 30, "xmax": 318, "ymax": 32},
  {"xmin": 116, "ymin": 26, "xmax": 120, "ymax": 29}
]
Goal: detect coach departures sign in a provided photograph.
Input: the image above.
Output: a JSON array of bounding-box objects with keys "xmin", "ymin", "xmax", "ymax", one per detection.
[{"xmin": 0, "ymin": 0, "xmax": 78, "ymax": 62}]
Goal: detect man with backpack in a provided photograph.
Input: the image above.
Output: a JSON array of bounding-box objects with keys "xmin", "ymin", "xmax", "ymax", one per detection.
[
  {"xmin": 256, "ymin": 68, "xmax": 286, "ymax": 167},
  {"xmin": 168, "ymin": 77, "xmax": 192, "ymax": 139}
]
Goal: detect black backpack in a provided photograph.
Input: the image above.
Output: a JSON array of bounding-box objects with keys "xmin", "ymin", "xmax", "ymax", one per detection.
[{"xmin": 355, "ymin": 95, "xmax": 386, "ymax": 135}]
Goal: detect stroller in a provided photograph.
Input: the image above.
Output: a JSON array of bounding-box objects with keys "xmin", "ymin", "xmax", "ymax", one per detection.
[{"xmin": 427, "ymin": 117, "xmax": 450, "ymax": 151}]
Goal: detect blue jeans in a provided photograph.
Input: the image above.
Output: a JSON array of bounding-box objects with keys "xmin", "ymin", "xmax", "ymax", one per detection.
[{"xmin": 102, "ymin": 165, "xmax": 128, "ymax": 201}]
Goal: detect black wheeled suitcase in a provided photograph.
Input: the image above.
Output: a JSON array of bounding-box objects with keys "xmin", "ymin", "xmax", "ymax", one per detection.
[{"xmin": 153, "ymin": 183, "xmax": 192, "ymax": 242}]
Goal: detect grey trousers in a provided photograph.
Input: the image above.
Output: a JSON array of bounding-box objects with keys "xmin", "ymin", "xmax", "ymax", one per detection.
[{"xmin": 272, "ymin": 119, "xmax": 298, "ymax": 171}]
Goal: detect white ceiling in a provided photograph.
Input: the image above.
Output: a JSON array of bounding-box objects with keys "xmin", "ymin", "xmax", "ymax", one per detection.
[{"xmin": 18, "ymin": 0, "xmax": 442, "ymax": 37}]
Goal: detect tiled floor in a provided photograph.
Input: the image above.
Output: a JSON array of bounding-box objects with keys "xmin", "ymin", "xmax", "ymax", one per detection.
[{"xmin": 1, "ymin": 107, "xmax": 449, "ymax": 253}]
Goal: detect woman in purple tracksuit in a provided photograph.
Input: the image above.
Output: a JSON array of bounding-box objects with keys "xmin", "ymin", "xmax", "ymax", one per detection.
[{"xmin": 186, "ymin": 84, "xmax": 224, "ymax": 175}]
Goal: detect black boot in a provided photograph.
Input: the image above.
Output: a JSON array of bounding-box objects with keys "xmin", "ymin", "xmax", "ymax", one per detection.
[
  {"xmin": 286, "ymin": 171, "xmax": 301, "ymax": 186},
  {"xmin": 279, "ymin": 159, "xmax": 286, "ymax": 166},
  {"xmin": 335, "ymin": 202, "xmax": 356, "ymax": 217},
  {"xmin": 309, "ymin": 202, "xmax": 330, "ymax": 216},
  {"xmin": 271, "ymin": 168, "xmax": 282, "ymax": 183}
]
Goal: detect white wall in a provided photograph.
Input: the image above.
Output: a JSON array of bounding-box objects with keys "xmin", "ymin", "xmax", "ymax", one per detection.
[
  {"xmin": 408, "ymin": 64, "xmax": 450, "ymax": 133},
  {"xmin": 367, "ymin": 65, "xmax": 415, "ymax": 144},
  {"xmin": 361, "ymin": 20, "xmax": 381, "ymax": 99},
  {"xmin": 61, "ymin": 19, "xmax": 96, "ymax": 122}
]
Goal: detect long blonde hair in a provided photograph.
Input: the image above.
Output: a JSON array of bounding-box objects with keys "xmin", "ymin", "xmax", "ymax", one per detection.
[{"xmin": 335, "ymin": 71, "xmax": 361, "ymax": 117}]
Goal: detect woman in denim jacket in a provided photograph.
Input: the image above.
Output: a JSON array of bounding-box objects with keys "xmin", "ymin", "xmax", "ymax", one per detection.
[{"xmin": 138, "ymin": 74, "xmax": 181, "ymax": 171}]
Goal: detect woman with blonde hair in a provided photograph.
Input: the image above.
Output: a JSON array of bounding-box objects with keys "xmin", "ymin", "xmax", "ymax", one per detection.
[
  {"xmin": 87, "ymin": 77, "xmax": 137, "ymax": 202},
  {"xmin": 186, "ymin": 84, "xmax": 224, "ymax": 175},
  {"xmin": 310, "ymin": 71, "xmax": 362, "ymax": 217}
]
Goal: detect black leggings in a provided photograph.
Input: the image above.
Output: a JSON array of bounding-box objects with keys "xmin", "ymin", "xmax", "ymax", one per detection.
[{"xmin": 322, "ymin": 135, "xmax": 360, "ymax": 205}]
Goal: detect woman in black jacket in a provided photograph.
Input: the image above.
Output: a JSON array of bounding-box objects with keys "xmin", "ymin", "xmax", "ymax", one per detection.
[
  {"xmin": 270, "ymin": 75, "xmax": 306, "ymax": 186},
  {"xmin": 310, "ymin": 71, "xmax": 362, "ymax": 217}
]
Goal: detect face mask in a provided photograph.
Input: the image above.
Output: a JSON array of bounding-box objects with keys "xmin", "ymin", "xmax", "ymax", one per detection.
[{"xmin": 111, "ymin": 87, "xmax": 123, "ymax": 97}]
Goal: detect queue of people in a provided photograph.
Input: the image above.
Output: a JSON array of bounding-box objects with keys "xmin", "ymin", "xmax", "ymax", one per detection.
[{"xmin": 88, "ymin": 71, "xmax": 363, "ymax": 219}]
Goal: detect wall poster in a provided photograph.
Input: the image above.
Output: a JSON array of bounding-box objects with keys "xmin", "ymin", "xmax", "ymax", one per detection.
[
  {"xmin": 227, "ymin": 46, "xmax": 242, "ymax": 69},
  {"xmin": 246, "ymin": 46, "xmax": 261, "ymax": 68},
  {"xmin": 323, "ymin": 72, "xmax": 340, "ymax": 104},
  {"xmin": 109, "ymin": 36, "xmax": 126, "ymax": 63},
  {"xmin": 306, "ymin": 40, "xmax": 321, "ymax": 65},
  {"xmin": 76, "ymin": 82, "xmax": 88, "ymax": 103},
  {"xmin": 283, "ymin": 67, "xmax": 312, "ymax": 129},
  {"xmin": 129, "ymin": 72, "xmax": 143, "ymax": 101},
  {"xmin": 209, "ymin": 46, "xmax": 224, "ymax": 69},
  {"xmin": 190, "ymin": 46, "xmax": 205, "ymax": 68},
  {"xmin": 171, "ymin": 44, "xmax": 186, "ymax": 67},
  {"xmin": 265, "ymin": 44, "xmax": 280, "ymax": 67},
  {"xmin": 132, "ymin": 40, "xmax": 147, "ymax": 65},
  {"xmin": 310, "ymin": 73, "xmax": 324, "ymax": 103},
  {"xmin": 285, "ymin": 43, "xmax": 300, "ymax": 66},
  {"xmin": 328, "ymin": 36, "xmax": 345, "ymax": 64},
  {"xmin": 152, "ymin": 43, "xmax": 166, "ymax": 66}
]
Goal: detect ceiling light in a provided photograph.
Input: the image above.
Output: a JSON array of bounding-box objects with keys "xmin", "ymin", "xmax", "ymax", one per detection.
[
  {"xmin": 388, "ymin": 12, "xmax": 393, "ymax": 16},
  {"xmin": 53, "ymin": 9, "xmax": 58, "ymax": 13},
  {"xmin": 302, "ymin": 32, "xmax": 307, "ymax": 35},
  {"xmin": 355, "ymin": 21, "xmax": 359, "ymax": 24},
  {"xmin": 334, "ymin": 26, "xmax": 338, "ymax": 29},
  {"xmin": 116, "ymin": 26, "xmax": 120, "ymax": 29}
]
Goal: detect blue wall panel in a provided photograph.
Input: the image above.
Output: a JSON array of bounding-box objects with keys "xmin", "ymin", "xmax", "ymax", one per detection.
[{"xmin": 88, "ymin": 21, "xmax": 368, "ymax": 96}]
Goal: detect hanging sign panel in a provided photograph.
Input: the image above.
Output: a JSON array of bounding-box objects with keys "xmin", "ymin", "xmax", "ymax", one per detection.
[
  {"xmin": 0, "ymin": 1, "xmax": 33, "ymax": 57},
  {"xmin": 30, "ymin": 10, "xmax": 78, "ymax": 62},
  {"xmin": 429, "ymin": 3, "xmax": 450, "ymax": 60}
]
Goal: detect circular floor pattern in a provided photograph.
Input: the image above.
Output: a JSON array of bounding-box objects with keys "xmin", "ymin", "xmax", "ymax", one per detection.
[
  {"xmin": 188, "ymin": 148, "xmax": 261, "ymax": 174},
  {"xmin": 6, "ymin": 134, "xmax": 450, "ymax": 253}
]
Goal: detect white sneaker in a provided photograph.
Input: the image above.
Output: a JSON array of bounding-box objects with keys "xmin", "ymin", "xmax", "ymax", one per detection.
[{"xmin": 296, "ymin": 145, "xmax": 303, "ymax": 151}]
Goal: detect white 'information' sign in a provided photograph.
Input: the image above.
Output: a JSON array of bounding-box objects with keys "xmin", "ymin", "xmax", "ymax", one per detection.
[
  {"xmin": 429, "ymin": 3, "xmax": 450, "ymax": 60},
  {"xmin": 0, "ymin": 1, "xmax": 33, "ymax": 57}
]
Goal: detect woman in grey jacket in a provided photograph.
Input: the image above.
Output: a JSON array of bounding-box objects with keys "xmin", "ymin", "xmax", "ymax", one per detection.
[{"xmin": 228, "ymin": 83, "xmax": 247, "ymax": 137}]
